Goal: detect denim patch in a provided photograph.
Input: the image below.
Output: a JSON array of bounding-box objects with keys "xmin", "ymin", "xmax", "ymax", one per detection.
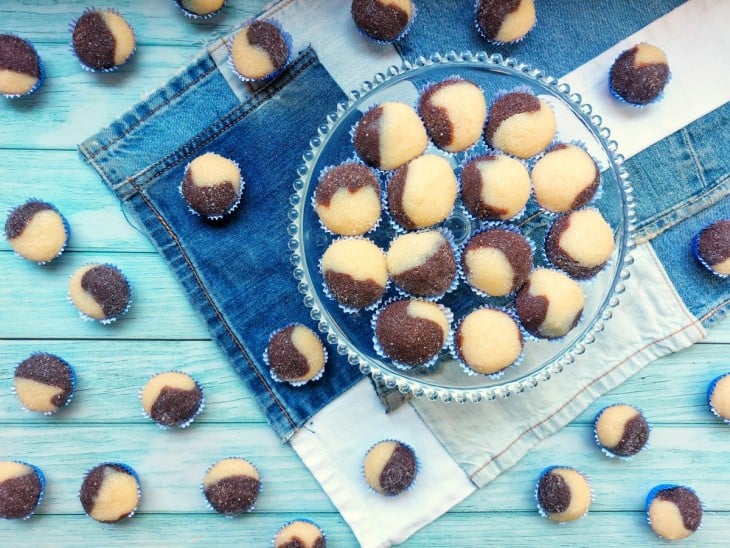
[{"xmin": 81, "ymin": 47, "xmax": 363, "ymax": 440}]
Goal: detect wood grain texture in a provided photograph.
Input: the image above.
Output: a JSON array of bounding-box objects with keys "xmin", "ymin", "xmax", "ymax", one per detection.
[{"xmin": 0, "ymin": 1, "xmax": 728, "ymax": 547}]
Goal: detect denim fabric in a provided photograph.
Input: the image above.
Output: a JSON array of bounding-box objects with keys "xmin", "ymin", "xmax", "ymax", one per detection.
[
  {"xmin": 81, "ymin": 0, "xmax": 729, "ymax": 442},
  {"xmin": 81, "ymin": 47, "xmax": 363, "ymax": 440}
]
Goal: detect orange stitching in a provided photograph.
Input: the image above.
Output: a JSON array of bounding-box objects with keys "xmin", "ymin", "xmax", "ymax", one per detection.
[
  {"xmin": 127, "ymin": 179, "xmax": 296, "ymax": 430},
  {"xmin": 470, "ymin": 322, "xmax": 700, "ymax": 479}
]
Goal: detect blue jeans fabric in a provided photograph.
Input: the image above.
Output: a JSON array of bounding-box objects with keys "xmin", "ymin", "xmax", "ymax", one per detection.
[{"xmin": 80, "ymin": 1, "xmax": 729, "ymax": 440}]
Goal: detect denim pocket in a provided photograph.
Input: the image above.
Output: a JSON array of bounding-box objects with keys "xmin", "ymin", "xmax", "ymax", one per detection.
[{"xmin": 81, "ymin": 46, "xmax": 363, "ymax": 440}]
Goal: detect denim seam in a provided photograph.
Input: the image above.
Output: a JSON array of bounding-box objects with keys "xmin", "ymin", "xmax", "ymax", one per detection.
[
  {"xmin": 635, "ymin": 173, "xmax": 730, "ymax": 244},
  {"xmin": 115, "ymin": 49, "xmax": 318, "ymax": 200},
  {"xmin": 701, "ymin": 298, "xmax": 730, "ymax": 326},
  {"xmin": 126, "ymin": 178, "xmax": 297, "ymax": 431},
  {"xmin": 468, "ymin": 319, "xmax": 704, "ymax": 480},
  {"xmin": 681, "ymin": 128, "xmax": 708, "ymax": 188},
  {"xmin": 83, "ymin": 61, "xmax": 219, "ymax": 161}
]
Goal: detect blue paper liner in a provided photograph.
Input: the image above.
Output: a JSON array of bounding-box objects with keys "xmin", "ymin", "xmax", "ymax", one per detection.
[
  {"xmin": 692, "ymin": 224, "xmax": 730, "ymax": 279},
  {"xmin": 0, "ymin": 35, "xmax": 45, "ymax": 98},
  {"xmin": 271, "ymin": 518, "xmax": 326, "ymax": 548},
  {"xmin": 227, "ymin": 18, "xmax": 293, "ymax": 83},
  {"xmin": 592, "ymin": 403, "xmax": 651, "ymax": 460},
  {"xmin": 179, "ymin": 156, "xmax": 243, "ymax": 221},
  {"xmin": 353, "ymin": 1, "xmax": 417, "ymax": 45},
  {"xmin": 450, "ymin": 306, "xmax": 525, "ymax": 379},
  {"xmin": 319, "ymin": 236, "xmax": 389, "ymax": 314},
  {"xmin": 311, "ymin": 158, "xmax": 383, "ymax": 237},
  {"xmin": 79, "ymin": 462, "xmax": 141, "ymax": 522},
  {"xmin": 263, "ymin": 324, "xmax": 327, "ymax": 387},
  {"xmin": 362, "ymin": 439, "xmax": 419, "ymax": 497},
  {"xmin": 5, "ymin": 199, "xmax": 70, "ymax": 264},
  {"xmin": 608, "ymin": 44, "xmax": 671, "ymax": 108},
  {"xmin": 67, "ymin": 263, "xmax": 132, "ymax": 324},
  {"xmin": 534, "ymin": 465, "xmax": 593, "ymax": 523},
  {"xmin": 387, "ymin": 227, "xmax": 461, "ymax": 301},
  {"xmin": 460, "ymin": 222, "xmax": 536, "ymax": 299},
  {"xmin": 172, "ymin": 0, "xmax": 226, "ymax": 20},
  {"xmin": 645, "ymin": 484, "xmax": 703, "ymax": 539},
  {"xmin": 201, "ymin": 457, "xmax": 262, "ymax": 517},
  {"xmin": 68, "ymin": 8, "xmax": 136, "ymax": 73},
  {"xmin": 473, "ymin": 0, "xmax": 537, "ymax": 45},
  {"xmin": 459, "ymin": 151, "xmax": 531, "ymax": 223},
  {"xmin": 371, "ymin": 297, "xmax": 453, "ymax": 371},
  {"xmin": 707, "ymin": 372, "xmax": 730, "ymax": 423},
  {"xmin": 12, "ymin": 352, "xmax": 76, "ymax": 415},
  {"xmin": 0, "ymin": 461, "xmax": 45, "ymax": 520},
  {"xmin": 138, "ymin": 370, "xmax": 205, "ymax": 429}
]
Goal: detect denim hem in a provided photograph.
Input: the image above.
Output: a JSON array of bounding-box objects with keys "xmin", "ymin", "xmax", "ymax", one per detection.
[{"xmin": 635, "ymin": 173, "xmax": 730, "ymax": 245}]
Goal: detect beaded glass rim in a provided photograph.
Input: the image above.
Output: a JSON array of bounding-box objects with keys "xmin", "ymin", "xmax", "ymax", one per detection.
[{"xmin": 289, "ymin": 51, "xmax": 636, "ymax": 404}]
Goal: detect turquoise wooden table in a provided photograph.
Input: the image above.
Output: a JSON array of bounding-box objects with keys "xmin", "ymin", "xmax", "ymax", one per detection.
[{"xmin": 1, "ymin": 1, "xmax": 728, "ymax": 546}]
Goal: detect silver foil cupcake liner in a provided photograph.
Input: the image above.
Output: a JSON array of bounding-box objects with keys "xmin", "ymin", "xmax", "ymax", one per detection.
[
  {"xmin": 541, "ymin": 208, "xmax": 614, "ymax": 284},
  {"xmin": 534, "ymin": 465, "xmax": 594, "ymax": 523},
  {"xmin": 370, "ymin": 297, "xmax": 453, "ymax": 372},
  {"xmin": 271, "ymin": 518, "xmax": 326, "ymax": 548},
  {"xmin": 311, "ymin": 158, "xmax": 383, "ymax": 237},
  {"xmin": 172, "ymin": 0, "xmax": 226, "ymax": 20},
  {"xmin": 138, "ymin": 370, "xmax": 205, "ymax": 429},
  {"xmin": 201, "ymin": 457, "xmax": 262, "ymax": 517},
  {"xmin": 460, "ymin": 221, "xmax": 536, "ymax": 299},
  {"xmin": 459, "ymin": 151, "xmax": 532, "ymax": 224},
  {"xmin": 66, "ymin": 263, "xmax": 132, "ymax": 324},
  {"xmin": 707, "ymin": 372, "xmax": 730, "ymax": 423},
  {"xmin": 5, "ymin": 199, "xmax": 70, "ymax": 265},
  {"xmin": 318, "ymin": 236, "xmax": 389, "ymax": 314},
  {"xmin": 0, "ymin": 35, "xmax": 45, "ymax": 98},
  {"xmin": 12, "ymin": 352, "xmax": 76, "ymax": 415},
  {"xmin": 179, "ymin": 156, "xmax": 243, "ymax": 221},
  {"xmin": 473, "ymin": 0, "xmax": 537, "ymax": 45},
  {"xmin": 515, "ymin": 267, "xmax": 586, "ymax": 343},
  {"xmin": 383, "ymin": 160, "xmax": 460, "ymax": 234},
  {"xmin": 592, "ymin": 403, "xmax": 652, "ymax": 460},
  {"xmin": 449, "ymin": 305, "xmax": 525, "ymax": 379},
  {"xmin": 353, "ymin": 1, "xmax": 417, "ymax": 45},
  {"xmin": 361, "ymin": 438, "xmax": 420, "ymax": 497},
  {"xmin": 226, "ymin": 18, "xmax": 293, "ymax": 83},
  {"xmin": 416, "ymin": 75, "xmax": 486, "ymax": 156},
  {"xmin": 79, "ymin": 462, "xmax": 141, "ymax": 522},
  {"xmin": 388, "ymin": 226, "xmax": 461, "ymax": 301},
  {"xmin": 263, "ymin": 324, "xmax": 327, "ymax": 387},
  {"xmin": 68, "ymin": 8, "xmax": 137, "ymax": 73}
]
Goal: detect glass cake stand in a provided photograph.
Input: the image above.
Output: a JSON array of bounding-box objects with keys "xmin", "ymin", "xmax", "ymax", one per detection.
[{"xmin": 289, "ymin": 51, "xmax": 636, "ymax": 403}]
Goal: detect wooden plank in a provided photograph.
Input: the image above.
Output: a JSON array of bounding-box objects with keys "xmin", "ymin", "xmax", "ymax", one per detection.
[
  {"xmin": 0, "ymin": 341, "xmax": 264, "ymax": 424},
  {"xmin": 1, "ymin": 423, "xmax": 727, "ymax": 514},
  {"xmin": 1, "ymin": 340, "xmax": 729, "ymax": 426},
  {"xmin": 0, "ymin": 150, "xmax": 153, "ymax": 253},
  {"xmin": 0, "ymin": 251, "xmax": 209, "ymax": 340},
  {"xmin": 0, "ymin": 1, "xmax": 262, "ymax": 46},
  {"xmin": 0, "ymin": 510, "xmax": 726, "ymax": 547}
]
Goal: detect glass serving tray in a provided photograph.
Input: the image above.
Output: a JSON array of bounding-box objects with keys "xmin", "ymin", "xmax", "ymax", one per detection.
[{"xmin": 289, "ymin": 51, "xmax": 635, "ymax": 403}]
